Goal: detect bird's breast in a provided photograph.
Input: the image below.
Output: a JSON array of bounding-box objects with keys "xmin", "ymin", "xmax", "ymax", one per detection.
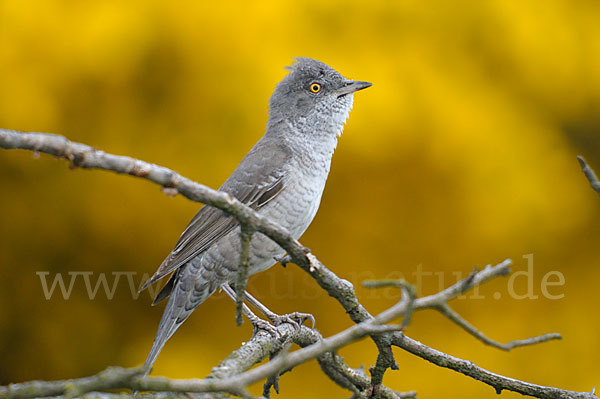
[{"xmin": 262, "ymin": 156, "xmax": 330, "ymax": 240}]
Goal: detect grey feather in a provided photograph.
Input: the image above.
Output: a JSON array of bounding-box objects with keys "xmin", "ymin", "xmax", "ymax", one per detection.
[{"xmin": 141, "ymin": 140, "xmax": 291, "ymax": 293}]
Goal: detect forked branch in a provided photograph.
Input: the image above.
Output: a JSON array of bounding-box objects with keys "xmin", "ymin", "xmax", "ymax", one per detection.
[{"xmin": 364, "ymin": 263, "xmax": 561, "ymax": 351}]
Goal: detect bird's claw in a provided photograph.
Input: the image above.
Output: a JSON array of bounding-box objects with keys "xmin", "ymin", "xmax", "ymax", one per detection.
[
  {"xmin": 269, "ymin": 311, "xmax": 315, "ymax": 330},
  {"xmin": 250, "ymin": 317, "xmax": 280, "ymax": 338}
]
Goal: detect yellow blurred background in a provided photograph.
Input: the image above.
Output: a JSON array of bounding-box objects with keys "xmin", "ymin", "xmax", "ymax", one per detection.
[{"xmin": 1, "ymin": 0, "xmax": 599, "ymax": 397}]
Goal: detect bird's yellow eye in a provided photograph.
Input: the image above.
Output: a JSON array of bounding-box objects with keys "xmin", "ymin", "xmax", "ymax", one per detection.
[{"xmin": 309, "ymin": 82, "xmax": 321, "ymax": 93}]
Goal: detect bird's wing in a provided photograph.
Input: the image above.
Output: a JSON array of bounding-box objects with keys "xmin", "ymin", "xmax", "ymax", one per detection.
[{"xmin": 141, "ymin": 139, "xmax": 291, "ymax": 292}]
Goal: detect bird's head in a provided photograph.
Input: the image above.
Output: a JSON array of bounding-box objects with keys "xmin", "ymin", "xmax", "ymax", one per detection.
[{"xmin": 267, "ymin": 57, "xmax": 371, "ymax": 139}]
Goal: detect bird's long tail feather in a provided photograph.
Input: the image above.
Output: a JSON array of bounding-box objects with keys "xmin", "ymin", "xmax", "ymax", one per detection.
[{"xmin": 142, "ymin": 266, "xmax": 217, "ymax": 376}]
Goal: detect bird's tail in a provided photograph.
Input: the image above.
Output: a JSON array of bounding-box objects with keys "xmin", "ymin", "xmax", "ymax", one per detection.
[{"xmin": 142, "ymin": 266, "xmax": 218, "ymax": 377}]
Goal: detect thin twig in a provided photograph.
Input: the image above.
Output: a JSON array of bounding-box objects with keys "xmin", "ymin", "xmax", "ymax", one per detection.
[
  {"xmin": 363, "ymin": 280, "xmax": 404, "ymax": 288},
  {"xmin": 577, "ymin": 156, "xmax": 600, "ymax": 197},
  {"xmin": 364, "ymin": 280, "xmax": 416, "ymax": 329},
  {"xmin": 435, "ymin": 303, "xmax": 561, "ymax": 351},
  {"xmin": 398, "ymin": 282, "xmax": 417, "ymax": 330},
  {"xmin": 408, "ymin": 262, "xmax": 561, "ymax": 350},
  {"xmin": 235, "ymin": 227, "xmax": 254, "ymax": 326},
  {"xmin": 411, "ymin": 264, "xmax": 506, "ymax": 309}
]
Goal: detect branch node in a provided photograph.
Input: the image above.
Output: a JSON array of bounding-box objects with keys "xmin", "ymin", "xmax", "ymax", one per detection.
[
  {"xmin": 161, "ymin": 187, "xmax": 179, "ymax": 197},
  {"xmin": 306, "ymin": 252, "xmax": 321, "ymax": 272}
]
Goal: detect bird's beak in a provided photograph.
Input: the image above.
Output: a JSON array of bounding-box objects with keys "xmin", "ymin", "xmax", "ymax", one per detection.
[{"xmin": 336, "ymin": 80, "xmax": 373, "ymax": 98}]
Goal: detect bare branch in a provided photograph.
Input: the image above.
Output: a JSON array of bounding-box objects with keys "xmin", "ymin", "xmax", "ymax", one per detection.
[
  {"xmin": 364, "ymin": 262, "xmax": 560, "ymax": 355},
  {"xmin": 411, "ymin": 263, "xmax": 510, "ymax": 309},
  {"xmin": 405, "ymin": 261, "xmax": 561, "ymax": 351},
  {"xmin": 399, "ymin": 282, "xmax": 416, "ymax": 330},
  {"xmin": 293, "ymin": 331, "xmax": 415, "ymax": 399},
  {"xmin": 217, "ymin": 321, "xmax": 403, "ymax": 394},
  {"xmin": 392, "ymin": 333, "xmax": 597, "ymax": 399},
  {"xmin": 577, "ymin": 156, "xmax": 600, "ymax": 197},
  {"xmin": 0, "ymin": 321, "xmax": 401, "ymax": 399},
  {"xmin": 207, "ymin": 323, "xmax": 296, "ymax": 383},
  {"xmin": 435, "ymin": 303, "xmax": 561, "ymax": 351},
  {"xmin": 77, "ymin": 393, "xmax": 205, "ymax": 399},
  {"xmin": 362, "ymin": 280, "xmax": 405, "ymax": 288},
  {"xmin": 0, "ymin": 368, "xmax": 251, "ymax": 399},
  {"xmin": 295, "ymin": 257, "xmax": 596, "ymax": 399},
  {"xmin": 2, "ymin": 259, "xmax": 577, "ymax": 399},
  {"xmin": 368, "ymin": 284, "xmax": 416, "ymax": 388},
  {"xmin": 0, "ymin": 367, "xmax": 145, "ymax": 399}
]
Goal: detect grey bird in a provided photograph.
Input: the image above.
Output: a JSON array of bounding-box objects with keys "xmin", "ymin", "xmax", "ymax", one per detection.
[{"xmin": 141, "ymin": 57, "xmax": 371, "ymax": 373}]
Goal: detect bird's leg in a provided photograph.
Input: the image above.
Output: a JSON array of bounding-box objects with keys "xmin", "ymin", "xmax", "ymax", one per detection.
[
  {"xmin": 229, "ymin": 284, "xmax": 315, "ymax": 330},
  {"xmin": 221, "ymin": 284, "xmax": 279, "ymax": 337}
]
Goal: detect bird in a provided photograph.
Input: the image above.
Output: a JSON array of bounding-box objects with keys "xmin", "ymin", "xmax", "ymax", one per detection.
[{"xmin": 140, "ymin": 57, "xmax": 371, "ymax": 374}]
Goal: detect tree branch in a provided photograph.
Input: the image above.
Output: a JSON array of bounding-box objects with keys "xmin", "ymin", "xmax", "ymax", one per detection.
[
  {"xmin": 434, "ymin": 303, "xmax": 560, "ymax": 351},
  {"xmin": 408, "ymin": 263, "xmax": 561, "ymax": 351},
  {"xmin": 295, "ymin": 255, "xmax": 595, "ymax": 398},
  {"xmin": 0, "ymin": 367, "xmax": 145, "ymax": 399},
  {"xmin": 367, "ymin": 263, "xmax": 560, "ymax": 351},
  {"xmin": 0, "ymin": 321, "xmax": 402, "ymax": 398},
  {"xmin": 392, "ymin": 333, "xmax": 597, "ymax": 399}
]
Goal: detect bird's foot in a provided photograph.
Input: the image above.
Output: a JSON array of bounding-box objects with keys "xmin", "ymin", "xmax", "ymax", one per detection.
[
  {"xmin": 246, "ymin": 312, "xmax": 280, "ymax": 338},
  {"xmin": 268, "ymin": 311, "xmax": 315, "ymax": 331}
]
